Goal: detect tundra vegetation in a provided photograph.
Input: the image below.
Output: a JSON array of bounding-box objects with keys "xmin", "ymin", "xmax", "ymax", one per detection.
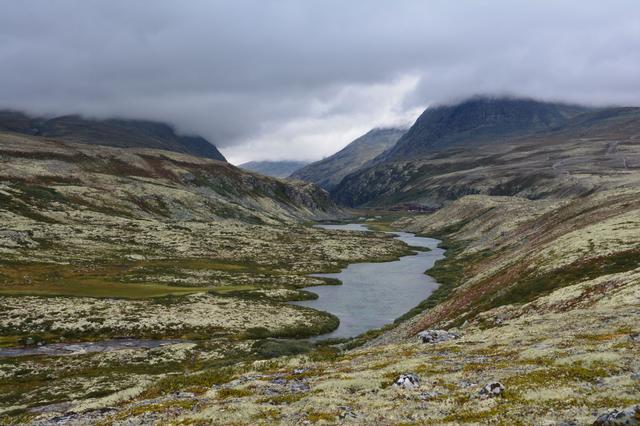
[{"xmin": 1, "ymin": 119, "xmax": 639, "ymax": 424}]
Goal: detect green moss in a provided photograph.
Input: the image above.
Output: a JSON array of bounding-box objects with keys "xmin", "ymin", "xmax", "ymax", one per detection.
[
  {"xmin": 441, "ymin": 406, "xmax": 501, "ymax": 423},
  {"xmin": 252, "ymin": 339, "xmax": 311, "ymax": 359},
  {"xmin": 504, "ymin": 362, "xmax": 617, "ymax": 389},
  {"xmin": 141, "ymin": 367, "xmax": 235, "ymax": 398},
  {"xmin": 257, "ymin": 392, "xmax": 305, "ymax": 405},
  {"xmin": 306, "ymin": 410, "xmax": 336, "ymax": 422},
  {"xmin": 216, "ymin": 387, "xmax": 254, "ymax": 399}
]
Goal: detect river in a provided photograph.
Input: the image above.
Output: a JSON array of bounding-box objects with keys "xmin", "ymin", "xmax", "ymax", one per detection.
[{"xmin": 291, "ymin": 223, "xmax": 444, "ymax": 340}]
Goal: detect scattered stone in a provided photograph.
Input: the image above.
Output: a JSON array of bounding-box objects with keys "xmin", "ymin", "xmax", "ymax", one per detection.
[
  {"xmin": 418, "ymin": 390, "xmax": 441, "ymax": 400},
  {"xmin": 417, "ymin": 329, "xmax": 459, "ymax": 344},
  {"xmin": 174, "ymin": 391, "xmax": 195, "ymax": 399},
  {"xmin": 289, "ymin": 380, "xmax": 310, "ymax": 392},
  {"xmin": 631, "ymin": 372, "xmax": 640, "ymax": 381},
  {"xmin": 629, "ymin": 333, "xmax": 640, "ymax": 343},
  {"xmin": 263, "ymin": 388, "xmax": 281, "ymax": 396},
  {"xmin": 394, "ymin": 373, "xmax": 420, "ymax": 389},
  {"xmin": 479, "ymin": 382, "xmax": 505, "ymax": 398},
  {"xmin": 338, "ymin": 406, "xmax": 357, "ymax": 419},
  {"xmin": 594, "ymin": 405, "xmax": 640, "ymax": 425}
]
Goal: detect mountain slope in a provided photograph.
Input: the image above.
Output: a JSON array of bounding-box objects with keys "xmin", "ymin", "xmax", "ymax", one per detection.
[
  {"xmin": 377, "ymin": 97, "xmax": 587, "ymax": 162},
  {"xmin": 290, "ymin": 127, "xmax": 406, "ymax": 189},
  {"xmin": 239, "ymin": 160, "xmax": 309, "ymax": 178},
  {"xmin": 0, "ymin": 111, "xmax": 226, "ymax": 161},
  {"xmin": 0, "ymin": 131, "xmax": 338, "ymax": 224},
  {"xmin": 332, "ymin": 100, "xmax": 640, "ymax": 208}
]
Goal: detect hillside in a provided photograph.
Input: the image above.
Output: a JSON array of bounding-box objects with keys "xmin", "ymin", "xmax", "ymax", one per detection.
[
  {"xmin": 290, "ymin": 127, "xmax": 406, "ymax": 189},
  {"xmin": 239, "ymin": 160, "xmax": 309, "ymax": 178},
  {"xmin": 376, "ymin": 97, "xmax": 587, "ymax": 162},
  {"xmin": 332, "ymin": 101, "xmax": 640, "ymax": 208},
  {"xmin": 0, "ymin": 111, "xmax": 226, "ymax": 161}
]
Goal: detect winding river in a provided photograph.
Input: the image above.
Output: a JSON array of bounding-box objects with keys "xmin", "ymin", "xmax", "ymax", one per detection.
[{"xmin": 291, "ymin": 223, "xmax": 445, "ymax": 340}]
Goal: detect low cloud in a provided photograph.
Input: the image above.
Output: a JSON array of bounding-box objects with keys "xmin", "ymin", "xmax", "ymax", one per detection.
[{"xmin": 1, "ymin": 1, "xmax": 639, "ymax": 162}]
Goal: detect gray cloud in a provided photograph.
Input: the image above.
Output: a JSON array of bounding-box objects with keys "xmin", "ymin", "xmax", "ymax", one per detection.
[{"xmin": 1, "ymin": 0, "xmax": 640, "ymax": 162}]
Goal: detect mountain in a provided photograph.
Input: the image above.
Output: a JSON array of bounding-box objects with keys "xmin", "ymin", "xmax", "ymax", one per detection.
[
  {"xmin": 0, "ymin": 110, "xmax": 226, "ymax": 161},
  {"xmin": 377, "ymin": 96, "xmax": 587, "ymax": 162},
  {"xmin": 332, "ymin": 98, "xmax": 640, "ymax": 207},
  {"xmin": 290, "ymin": 127, "xmax": 406, "ymax": 189},
  {"xmin": 0, "ymin": 130, "xmax": 339, "ymax": 224},
  {"xmin": 239, "ymin": 160, "xmax": 309, "ymax": 178}
]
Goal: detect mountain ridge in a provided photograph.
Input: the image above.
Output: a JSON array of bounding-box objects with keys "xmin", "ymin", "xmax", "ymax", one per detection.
[
  {"xmin": 331, "ymin": 97, "xmax": 639, "ymax": 207},
  {"xmin": 375, "ymin": 96, "xmax": 589, "ymax": 163},
  {"xmin": 290, "ymin": 127, "xmax": 406, "ymax": 189},
  {"xmin": 0, "ymin": 110, "xmax": 226, "ymax": 162}
]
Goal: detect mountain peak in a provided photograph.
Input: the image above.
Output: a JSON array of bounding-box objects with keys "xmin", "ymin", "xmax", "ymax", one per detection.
[
  {"xmin": 290, "ymin": 126, "xmax": 406, "ymax": 189},
  {"xmin": 379, "ymin": 96, "xmax": 588, "ymax": 161}
]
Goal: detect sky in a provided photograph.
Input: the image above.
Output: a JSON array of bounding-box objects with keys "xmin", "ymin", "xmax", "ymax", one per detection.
[{"xmin": 1, "ymin": 1, "xmax": 640, "ymax": 164}]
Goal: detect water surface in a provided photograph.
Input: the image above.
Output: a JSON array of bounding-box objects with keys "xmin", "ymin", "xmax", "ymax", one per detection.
[{"xmin": 291, "ymin": 223, "xmax": 444, "ymax": 340}]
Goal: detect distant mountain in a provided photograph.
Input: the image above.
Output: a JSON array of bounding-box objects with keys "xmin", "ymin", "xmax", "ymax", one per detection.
[
  {"xmin": 0, "ymin": 110, "xmax": 226, "ymax": 161},
  {"xmin": 332, "ymin": 97, "xmax": 639, "ymax": 208},
  {"xmin": 290, "ymin": 127, "xmax": 406, "ymax": 190},
  {"xmin": 239, "ymin": 160, "xmax": 309, "ymax": 178},
  {"xmin": 377, "ymin": 97, "xmax": 587, "ymax": 162}
]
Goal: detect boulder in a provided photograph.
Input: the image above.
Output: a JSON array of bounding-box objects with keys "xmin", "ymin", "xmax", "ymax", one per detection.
[
  {"xmin": 417, "ymin": 329, "xmax": 459, "ymax": 344},
  {"xmin": 594, "ymin": 405, "xmax": 640, "ymax": 425},
  {"xmin": 479, "ymin": 382, "xmax": 505, "ymax": 397},
  {"xmin": 393, "ymin": 373, "xmax": 420, "ymax": 389}
]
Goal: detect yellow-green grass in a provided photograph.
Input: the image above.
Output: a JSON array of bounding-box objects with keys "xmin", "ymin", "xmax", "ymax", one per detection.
[
  {"xmin": 0, "ymin": 280, "xmax": 205, "ymax": 299},
  {"xmin": 0, "ymin": 255, "xmax": 277, "ymax": 299}
]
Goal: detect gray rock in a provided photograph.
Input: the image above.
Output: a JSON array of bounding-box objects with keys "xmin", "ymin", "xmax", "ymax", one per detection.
[
  {"xmin": 289, "ymin": 380, "xmax": 310, "ymax": 392},
  {"xmin": 594, "ymin": 405, "xmax": 640, "ymax": 425},
  {"xmin": 338, "ymin": 406, "xmax": 358, "ymax": 419},
  {"xmin": 417, "ymin": 329, "xmax": 459, "ymax": 344},
  {"xmin": 394, "ymin": 373, "xmax": 420, "ymax": 389},
  {"xmin": 418, "ymin": 390, "xmax": 441, "ymax": 400},
  {"xmin": 174, "ymin": 391, "xmax": 195, "ymax": 399},
  {"xmin": 479, "ymin": 382, "xmax": 505, "ymax": 397}
]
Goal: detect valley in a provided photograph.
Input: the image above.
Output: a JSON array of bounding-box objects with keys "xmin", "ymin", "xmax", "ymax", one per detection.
[{"xmin": 0, "ymin": 98, "xmax": 639, "ymax": 425}]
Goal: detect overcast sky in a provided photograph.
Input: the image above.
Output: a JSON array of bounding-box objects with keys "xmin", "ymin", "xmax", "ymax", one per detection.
[{"xmin": 2, "ymin": 1, "xmax": 640, "ymax": 163}]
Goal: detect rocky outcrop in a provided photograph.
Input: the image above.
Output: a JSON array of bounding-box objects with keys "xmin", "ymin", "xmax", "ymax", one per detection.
[
  {"xmin": 417, "ymin": 329, "xmax": 459, "ymax": 343},
  {"xmin": 594, "ymin": 405, "xmax": 640, "ymax": 425},
  {"xmin": 393, "ymin": 373, "xmax": 420, "ymax": 389},
  {"xmin": 479, "ymin": 382, "xmax": 505, "ymax": 398}
]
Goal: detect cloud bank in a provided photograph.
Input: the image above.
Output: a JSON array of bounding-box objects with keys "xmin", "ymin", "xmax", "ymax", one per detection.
[{"xmin": 1, "ymin": 1, "xmax": 640, "ymax": 162}]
